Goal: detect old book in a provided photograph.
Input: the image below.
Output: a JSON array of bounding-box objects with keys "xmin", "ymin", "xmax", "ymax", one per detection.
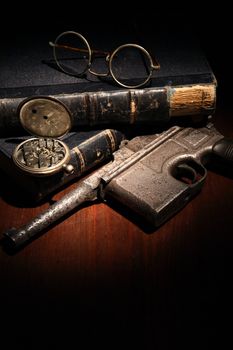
[
  {"xmin": 0, "ymin": 27, "xmax": 216, "ymax": 136},
  {"xmin": 0, "ymin": 129, "xmax": 124, "ymax": 201}
]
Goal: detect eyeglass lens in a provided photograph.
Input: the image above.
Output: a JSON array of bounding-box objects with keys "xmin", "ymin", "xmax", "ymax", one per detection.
[
  {"xmin": 110, "ymin": 45, "xmax": 153, "ymax": 87},
  {"xmin": 54, "ymin": 32, "xmax": 90, "ymax": 76}
]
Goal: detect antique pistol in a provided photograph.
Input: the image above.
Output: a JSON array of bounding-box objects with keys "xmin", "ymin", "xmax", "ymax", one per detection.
[{"xmin": 4, "ymin": 122, "xmax": 233, "ymax": 248}]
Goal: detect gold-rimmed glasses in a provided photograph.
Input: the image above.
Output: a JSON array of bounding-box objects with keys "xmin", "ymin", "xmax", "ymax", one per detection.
[{"xmin": 49, "ymin": 31, "xmax": 160, "ymax": 89}]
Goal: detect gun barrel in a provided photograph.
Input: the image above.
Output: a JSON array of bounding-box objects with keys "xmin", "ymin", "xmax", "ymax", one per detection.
[{"xmin": 4, "ymin": 182, "xmax": 97, "ymax": 248}]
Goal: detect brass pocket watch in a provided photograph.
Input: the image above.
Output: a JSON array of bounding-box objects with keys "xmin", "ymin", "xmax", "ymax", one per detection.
[{"xmin": 13, "ymin": 96, "xmax": 74, "ymax": 176}]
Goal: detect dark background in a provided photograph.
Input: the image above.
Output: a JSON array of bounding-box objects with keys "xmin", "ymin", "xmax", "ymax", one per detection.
[
  {"xmin": 0, "ymin": 3, "xmax": 232, "ymax": 349},
  {"xmin": 1, "ymin": 3, "xmax": 231, "ymax": 102}
]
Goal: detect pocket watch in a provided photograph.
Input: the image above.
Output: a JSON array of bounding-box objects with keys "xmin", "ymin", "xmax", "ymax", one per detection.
[{"xmin": 12, "ymin": 96, "xmax": 74, "ymax": 176}]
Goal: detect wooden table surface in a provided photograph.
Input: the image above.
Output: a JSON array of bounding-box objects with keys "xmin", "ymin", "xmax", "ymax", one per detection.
[{"xmin": 0, "ymin": 103, "xmax": 232, "ymax": 348}]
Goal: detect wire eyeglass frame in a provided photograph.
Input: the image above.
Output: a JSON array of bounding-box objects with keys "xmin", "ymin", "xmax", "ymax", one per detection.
[{"xmin": 49, "ymin": 31, "xmax": 160, "ymax": 89}]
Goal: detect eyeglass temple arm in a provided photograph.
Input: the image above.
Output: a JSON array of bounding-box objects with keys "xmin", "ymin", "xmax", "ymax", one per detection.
[
  {"xmin": 49, "ymin": 42, "xmax": 110, "ymax": 56},
  {"xmin": 151, "ymin": 55, "xmax": 160, "ymax": 70}
]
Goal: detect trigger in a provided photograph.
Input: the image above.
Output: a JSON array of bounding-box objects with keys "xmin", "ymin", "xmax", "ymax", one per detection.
[
  {"xmin": 173, "ymin": 160, "xmax": 206, "ymax": 185},
  {"xmin": 176, "ymin": 164, "xmax": 197, "ymax": 184}
]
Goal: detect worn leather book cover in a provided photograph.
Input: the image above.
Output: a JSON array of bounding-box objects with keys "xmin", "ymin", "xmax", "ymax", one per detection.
[{"xmin": 0, "ymin": 25, "xmax": 216, "ymax": 135}]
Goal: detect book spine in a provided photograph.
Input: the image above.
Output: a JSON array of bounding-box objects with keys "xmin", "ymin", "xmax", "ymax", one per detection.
[{"xmin": 0, "ymin": 84, "xmax": 216, "ymax": 134}]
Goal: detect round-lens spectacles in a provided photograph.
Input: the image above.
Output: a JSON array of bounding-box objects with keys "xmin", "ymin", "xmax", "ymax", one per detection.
[{"xmin": 49, "ymin": 31, "xmax": 160, "ymax": 89}]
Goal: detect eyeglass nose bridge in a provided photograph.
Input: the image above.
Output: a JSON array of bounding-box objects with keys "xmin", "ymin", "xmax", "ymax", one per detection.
[
  {"xmin": 87, "ymin": 50, "xmax": 112, "ymax": 77},
  {"xmin": 88, "ymin": 55, "xmax": 110, "ymax": 77}
]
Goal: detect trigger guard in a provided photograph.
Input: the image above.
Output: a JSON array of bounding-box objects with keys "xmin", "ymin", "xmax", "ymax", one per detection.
[{"xmin": 173, "ymin": 159, "xmax": 206, "ymax": 185}]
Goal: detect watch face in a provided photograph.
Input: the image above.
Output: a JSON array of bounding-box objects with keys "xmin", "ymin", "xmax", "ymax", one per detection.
[
  {"xmin": 19, "ymin": 97, "xmax": 72, "ymax": 138},
  {"xmin": 12, "ymin": 137, "xmax": 71, "ymax": 176}
]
